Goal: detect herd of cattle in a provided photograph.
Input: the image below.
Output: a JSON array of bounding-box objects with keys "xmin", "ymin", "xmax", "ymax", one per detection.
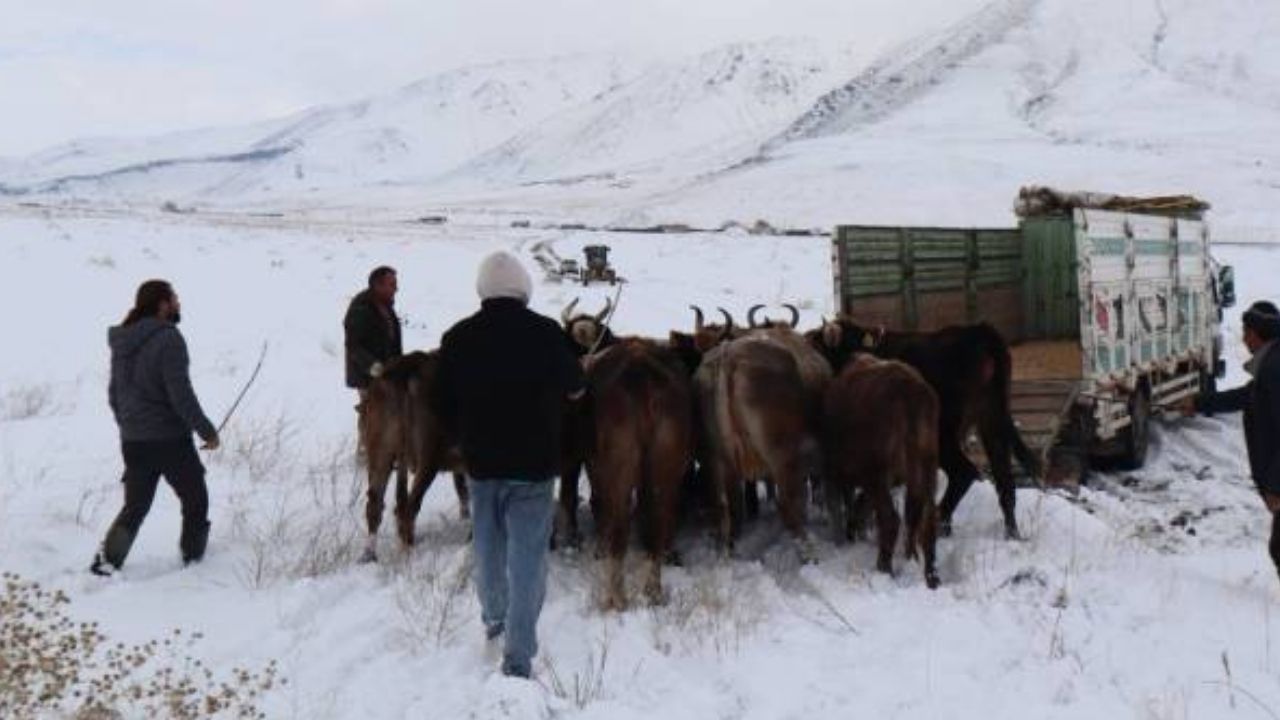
[{"xmin": 360, "ymin": 301, "xmax": 1041, "ymax": 609}]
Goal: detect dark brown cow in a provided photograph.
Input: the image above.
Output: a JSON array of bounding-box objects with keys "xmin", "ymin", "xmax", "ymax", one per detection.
[
  {"xmin": 809, "ymin": 318, "xmax": 1039, "ymax": 539},
  {"xmin": 581, "ymin": 338, "xmax": 694, "ymax": 609},
  {"xmin": 824, "ymin": 355, "xmax": 941, "ymax": 588},
  {"xmin": 556, "ymin": 299, "xmax": 619, "ymax": 549},
  {"xmin": 360, "ymin": 351, "xmax": 469, "ymax": 562}
]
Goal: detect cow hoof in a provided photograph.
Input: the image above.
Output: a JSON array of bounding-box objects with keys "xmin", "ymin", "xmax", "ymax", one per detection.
[
  {"xmin": 664, "ymin": 550, "xmax": 683, "ymax": 567},
  {"xmin": 359, "ymin": 547, "xmax": 377, "ymax": 564},
  {"xmin": 925, "ymin": 572, "xmax": 940, "ymax": 590},
  {"xmin": 644, "ymin": 585, "xmax": 668, "ymax": 607},
  {"xmin": 602, "ymin": 594, "xmax": 628, "ymax": 613},
  {"xmin": 938, "ymin": 519, "xmax": 953, "ymax": 538},
  {"xmin": 1004, "ymin": 524, "xmax": 1022, "ymax": 541}
]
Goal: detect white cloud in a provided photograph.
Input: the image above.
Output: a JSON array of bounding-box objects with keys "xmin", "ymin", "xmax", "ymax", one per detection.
[{"xmin": 0, "ymin": 0, "xmax": 972, "ymax": 156}]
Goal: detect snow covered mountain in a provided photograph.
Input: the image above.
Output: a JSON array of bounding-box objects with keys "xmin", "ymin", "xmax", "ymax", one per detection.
[
  {"xmin": 0, "ymin": 53, "xmax": 639, "ymax": 200},
  {"xmin": 2, "ymin": 0, "xmax": 1277, "ymax": 228}
]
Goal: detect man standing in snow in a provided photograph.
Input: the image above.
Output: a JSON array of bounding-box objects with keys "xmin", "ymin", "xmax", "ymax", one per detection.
[
  {"xmin": 433, "ymin": 251, "xmax": 584, "ymax": 679},
  {"xmin": 92, "ymin": 280, "xmax": 220, "ymax": 576},
  {"xmin": 344, "ymin": 266, "xmax": 403, "ymax": 452},
  {"xmin": 1186, "ymin": 300, "xmax": 1280, "ymax": 580}
]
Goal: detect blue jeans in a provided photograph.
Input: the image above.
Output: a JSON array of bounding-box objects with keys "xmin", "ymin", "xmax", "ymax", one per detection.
[{"xmin": 469, "ymin": 478, "xmax": 555, "ymax": 678}]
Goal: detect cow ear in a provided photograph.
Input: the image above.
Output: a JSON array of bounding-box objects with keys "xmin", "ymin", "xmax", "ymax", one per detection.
[{"xmin": 821, "ymin": 320, "xmax": 842, "ymax": 349}]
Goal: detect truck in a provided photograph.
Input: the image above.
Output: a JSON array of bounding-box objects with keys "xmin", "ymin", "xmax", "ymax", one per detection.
[{"xmin": 830, "ymin": 188, "xmax": 1236, "ymax": 483}]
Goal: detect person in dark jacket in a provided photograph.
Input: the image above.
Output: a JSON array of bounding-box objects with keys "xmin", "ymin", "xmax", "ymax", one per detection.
[
  {"xmin": 91, "ymin": 280, "xmax": 220, "ymax": 576},
  {"xmin": 1187, "ymin": 300, "xmax": 1280, "ymax": 580},
  {"xmin": 344, "ymin": 266, "xmax": 402, "ymax": 392},
  {"xmin": 433, "ymin": 251, "xmax": 584, "ymax": 679},
  {"xmin": 344, "ymin": 266, "xmax": 402, "ymax": 458}
]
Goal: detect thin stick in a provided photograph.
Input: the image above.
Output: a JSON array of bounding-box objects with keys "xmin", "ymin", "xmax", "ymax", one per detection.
[{"xmin": 216, "ymin": 341, "xmax": 269, "ymax": 435}]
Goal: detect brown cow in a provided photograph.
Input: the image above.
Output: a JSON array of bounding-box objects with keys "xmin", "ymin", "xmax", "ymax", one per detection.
[
  {"xmin": 696, "ymin": 333, "xmax": 818, "ymax": 561},
  {"xmin": 810, "ymin": 318, "xmax": 1039, "ymax": 539},
  {"xmin": 581, "ymin": 338, "xmax": 693, "ymax": 609},
  {"xmin": 824, "ymin": 355, "xmax": 941, "ymax": 588},
  {"xmin": 360, "ymin": 351, "xmax": 469, "ymax": 562}
]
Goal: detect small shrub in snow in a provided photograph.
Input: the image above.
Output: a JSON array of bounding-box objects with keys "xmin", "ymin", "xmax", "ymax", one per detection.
[
  {"xmin": 228, "ymin": 438, "xmax": 363, "ymax": 589},
  {"xmin": 540, "ymin": 635, "xmax": 613, "ymax": 710},
  {"xmin": 648, "ymin": 568, "xmax": 766, "ymax": 657},
  {"xmin": 391, "ymin": 547, "xmax": 473, "ymax": 649},
  {"xmin": 0, "ymin": 573, "xmax": 281, "ymax": 719},
  {"xmin": 216, "ymin": 413, "xmax": 298, "ymax": 484},
  {"xmin": 0, "ymin": 383, "xmax": 56, "ymax": 421}
]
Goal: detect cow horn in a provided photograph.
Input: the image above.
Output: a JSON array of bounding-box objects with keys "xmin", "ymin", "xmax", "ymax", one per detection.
[
  {"xmin": 596, "ymin": 297, "xmax": 613, "ymax": 323},
  {"xmin": 691, "ymin": 305, "xmax": 706, "ymax": 332},
  {"xmin": 747, "ymin": 304, "xmax": 766, "ymax": 329},
  {"xmin": 562, "ymin": 297, "xmax": 580, "ymax": 325},
  {"xmin": 783, "ymin": 303, "xmax": 800, "ymax": 329},
  {"xmin": 717, "ymin": 307, "xmax": 735, "ymax": 340}
]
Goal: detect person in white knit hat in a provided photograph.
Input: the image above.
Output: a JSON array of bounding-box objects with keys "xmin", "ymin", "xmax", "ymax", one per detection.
[{"xmin": 432, "ymin": 250, "xmax": 584, "ymax": 679}]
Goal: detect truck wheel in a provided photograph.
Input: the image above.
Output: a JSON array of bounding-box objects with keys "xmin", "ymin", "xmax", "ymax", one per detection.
[{"xmin": 1117, "ymin": 386, "xmax": 1150, "ymax": 470}]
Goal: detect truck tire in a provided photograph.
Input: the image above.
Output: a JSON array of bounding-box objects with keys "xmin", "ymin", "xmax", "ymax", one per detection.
[{"xmin": 1117, "ymin": 385, "xmax": 1150, "ymax": 470}]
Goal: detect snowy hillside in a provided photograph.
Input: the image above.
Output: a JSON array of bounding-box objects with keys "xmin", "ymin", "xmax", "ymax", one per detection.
[
  {"xmin": 4, "ymin": 0, "xmax": 1276, "ymax": 230},
  {"xmin": 446, "ymin": 39, "xmax": 863, "ymax": 190},
  {"xmin": 639, "ymin": 0, "xmax": 1280, "ymax": 228},
  {"xmin": 0, "ymin": 54, "xmax": 639, "ymax": 201}
]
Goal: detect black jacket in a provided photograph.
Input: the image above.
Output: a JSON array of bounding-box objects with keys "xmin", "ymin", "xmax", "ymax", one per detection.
[
  {"xmin": 433, "ymin": 298, "xmax": 584, "ymax": 481},
  {"xmin": 344, "ymin": 290, "xmax": 402, "ymax": 389},
  {"xmin": 108, "ymin": 317, "xmax": 217, "ymax": 443},
  {"xmin": 1198, "ymin": 342, "xmax": 1280, "ymax": 495}
]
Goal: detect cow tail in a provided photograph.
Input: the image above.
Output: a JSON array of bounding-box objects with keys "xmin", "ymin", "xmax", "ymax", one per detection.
[{"xmin": 982, "ymin": 325, "xmax": 1040, "ymax": 479}]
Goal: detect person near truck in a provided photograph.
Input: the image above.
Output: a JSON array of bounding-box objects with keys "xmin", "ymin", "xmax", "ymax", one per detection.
[{"xmin": 1185, "ymin": 300, "xmax": 1280, "ymax": 581}]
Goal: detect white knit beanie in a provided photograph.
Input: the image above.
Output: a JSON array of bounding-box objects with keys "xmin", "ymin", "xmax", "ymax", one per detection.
[{"xmin": 476, "ymin": 251, "xmax": 533, "ymax": 304}]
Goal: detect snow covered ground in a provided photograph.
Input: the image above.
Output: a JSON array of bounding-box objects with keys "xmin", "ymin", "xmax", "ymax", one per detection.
[
  {"xmin": 2, "ymin": 205, "xmax": 1279, "ymax": 719},
  {"xmin": 2, "ymin": 0, "xmax": 1279, "ymax": 715}
]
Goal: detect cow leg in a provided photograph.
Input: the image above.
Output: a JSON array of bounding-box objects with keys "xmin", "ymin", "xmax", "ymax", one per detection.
[
  {"xmin": 903, "ymin": 483, "xmax": 922, "ymax": 563},
  {"xmin": 980, "ymin": 421, "xmax": 1020, "ymax": 540},
  {"xmin": 869, "ymin": 479, "xmax": 898, "ymax": 576},
  {"xmin": 598, "ymin": 481, "xmax": 632, "ymax": 612},
  {"xmin": 554, "ymin": 463, "xmax": 583, "ymax": 551},
  {"xmin": 708, "ymin": 457, "xmax": 735, "ymax": 554},
  {"xmin": 914, "ymin": 485, "xmax": 941, "ymax": 590},
  {"xmin": 394, "ymin": 460, "xmax": 417, "ymax": 547},
  {"xmin": 937, "ymin": 435, "xmax": 980, "ymax": 538},
  {"xmin": 363, "ymin": 457, "xmax": 393, "ymax": 563},
  {"xmin": 848, "ymin": 487, "xmax": 873, "ymax": 542},
  {"xmin": 743, "ymin": 478, "xmax": 762, "ymax": 520},
  {"xmin": 453, "ymin": 472, "xmax": 470, "ymax": 521},
  {"xmin": 823, "ymin": 474, "xmax": 849, "ymax": 545},
  {"xmin": 775, "ymin": 461, "xmax": 815, "ymax": 564}
]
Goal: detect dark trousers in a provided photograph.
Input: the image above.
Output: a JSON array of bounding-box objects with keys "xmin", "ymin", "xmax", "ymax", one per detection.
[{"xmin": 100, "ymin": 439, "xmax": 210, "ymax": 567}]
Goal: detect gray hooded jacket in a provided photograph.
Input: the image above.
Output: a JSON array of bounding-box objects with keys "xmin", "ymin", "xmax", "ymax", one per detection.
[{"xmin": 108, "ymin": 317, "xmax": 217, "ymax": 443}]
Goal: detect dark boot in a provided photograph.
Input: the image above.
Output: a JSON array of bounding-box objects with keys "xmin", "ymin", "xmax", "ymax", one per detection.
[
  {"xmin": 101, "ymin": 522, "xmax": 138, "ymax": 569},
  {"xmin": 181, "ymin": 520, "xmax": 211, "ymax": 565},
  {"xmin": 90, "ymin": 549, "xmax": 117, "ymax": 576}
]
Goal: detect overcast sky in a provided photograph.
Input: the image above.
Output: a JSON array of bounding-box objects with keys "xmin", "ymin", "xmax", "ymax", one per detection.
[{"xmin": 0, "ymin": 0, "xmax": 963, "ymax": 157}]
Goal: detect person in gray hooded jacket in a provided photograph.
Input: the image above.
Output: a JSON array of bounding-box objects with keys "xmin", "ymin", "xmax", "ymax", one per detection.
[{"xmin": 91, "ymin": 280, "xmax": 221, "ymax": 576}]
